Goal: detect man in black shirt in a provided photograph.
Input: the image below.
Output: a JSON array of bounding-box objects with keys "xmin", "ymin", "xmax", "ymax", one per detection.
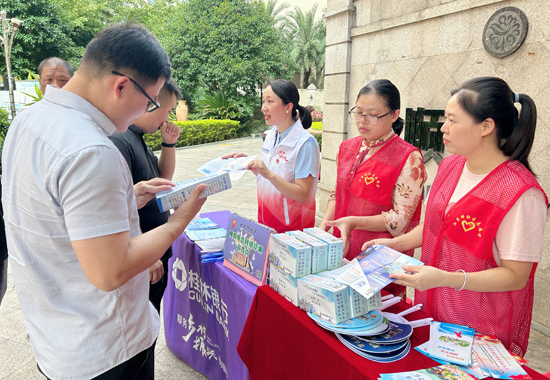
[{"xmin": 110, "ymin": 79, "xmax": 182, "ymax": 313}]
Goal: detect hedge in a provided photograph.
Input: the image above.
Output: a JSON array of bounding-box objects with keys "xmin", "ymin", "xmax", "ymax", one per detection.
[
  {"xmin": 311, "ymin": 122, "xmax": 322, "ymax": 150},
  {"xmin": 143, "ymin": 119, "xmax": 240, "ymax": 151}
]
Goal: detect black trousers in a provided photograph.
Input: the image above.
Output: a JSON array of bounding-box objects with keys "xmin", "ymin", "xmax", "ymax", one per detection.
[{"xmin": 38, "ymin": 341, "xmax": 156, "ymax": 380}]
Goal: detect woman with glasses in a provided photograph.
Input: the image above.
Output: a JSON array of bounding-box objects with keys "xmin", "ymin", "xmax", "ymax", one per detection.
[
  {"xmin": 223, "ymin": 79, "xmax": 320, "ymax": 233},
  {"xmin": 364, "ymin": 77, "xmax": 547, "ymax": 357},
  {"xmin": 319, "ymin": 79, "xmax": 426, "ymax": 297}
]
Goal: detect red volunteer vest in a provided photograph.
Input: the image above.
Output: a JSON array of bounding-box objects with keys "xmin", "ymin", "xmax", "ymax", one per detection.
[
  {"xmin": 334, "ymin": 135, "xmax": 422, "ymax": 265},
  {"xmin": 416, "ymin": 155, "xmax": 547, "ymax": 357}
]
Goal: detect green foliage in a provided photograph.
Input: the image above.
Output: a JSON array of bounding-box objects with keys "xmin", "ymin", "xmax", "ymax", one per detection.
[
  {"xmin": 0, "ymin": 107, "xmax": 11, "ymax": 169},
  {"xmin": 283, "ymin": 5, "xmax": 325, "ymax": 88},
  {"xmin": 143, "ymin": 120, "xmax": 240, "ymax": 151},
  {"xmin": 165, "ymin": 0, "xmax": 294, "ymax": 98},
  {"xmin": 195, "ymin": 93, "xmax": 253, "ymax": 125},
  {"xmin": 0, "ymin": 0, "xmax": 81, "ymax": 77},
  {"xmin": 22, "ymin": 84, "xmax": 43, "ymax": 106},
  {"xmin": 311, "ymin": 122, "xmax": 322, "ymax": 150}
]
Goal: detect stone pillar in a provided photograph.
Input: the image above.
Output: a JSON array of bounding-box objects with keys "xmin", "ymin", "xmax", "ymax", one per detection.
[{"xmin": 317, "ymin": 0, "xmax": 356, "ymax": 225}]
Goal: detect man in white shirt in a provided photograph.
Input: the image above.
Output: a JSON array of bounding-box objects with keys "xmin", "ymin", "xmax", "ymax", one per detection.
[{"xmin": 1, "ymin": 23, "xmax": 206, "ymax": 380}]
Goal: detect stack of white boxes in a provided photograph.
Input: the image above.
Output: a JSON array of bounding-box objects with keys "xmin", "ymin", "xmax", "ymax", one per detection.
[{"xmin": 269, "ymin": 228, "xmax": 382, "ymax": 324}]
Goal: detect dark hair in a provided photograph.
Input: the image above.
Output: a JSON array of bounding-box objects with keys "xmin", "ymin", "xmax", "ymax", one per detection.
[
  {"xmin": 451, "ymin": 77, "xmax": 537, "ymax": 174},
  {"xmin": 268, "ymin": 79, "xmax": 312, "ymax": 129},
  {"xmin": 80, "ymin": 23, "xmax": 171, "ymax": 88},
  {"xmin": 38, "ymin": 57, "xmax": 74, "ymax": 77},
  {"xmin": 356, "ymin": 79, "xmax": 404, "ymax": 135},
  {"xmin": 159, "ymin": 79, "xmax": 182, "ymax": 106},
  {"xmin": 305, "ymin": 105, "xmax": 315, "ymax": 114}
]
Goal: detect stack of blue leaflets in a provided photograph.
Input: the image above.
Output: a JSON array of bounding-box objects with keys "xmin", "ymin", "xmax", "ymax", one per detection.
[
  {"xmin": 308, "ymin": 310, "xmax": 413, "ymax": 362},
  {"xmin": 200, "ymin": 252, "xmax": 224, "ymax": 263}
]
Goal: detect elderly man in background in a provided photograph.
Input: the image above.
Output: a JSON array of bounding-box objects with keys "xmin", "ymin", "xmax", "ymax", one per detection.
[{"xmin": 37, "ymin": 57, "xmax": 74, "ymax": 94}]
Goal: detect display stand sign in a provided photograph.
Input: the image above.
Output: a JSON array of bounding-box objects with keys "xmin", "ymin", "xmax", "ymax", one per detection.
[{"xmin": 223, "ymin": 213, "xmax": 275, "ymax": 286}]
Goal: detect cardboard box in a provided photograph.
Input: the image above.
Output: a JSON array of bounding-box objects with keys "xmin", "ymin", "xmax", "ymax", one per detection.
[
  {"xmin": 286, "ymin": 230, "xmax": 328, "ymax": 274},
  {"xmin": 297, "ymin": 274, "xmax": 352, "ymax": 324},
  {"xmin": 303, "ymin": 227, "xmax": 344, "ymax": 270},
  {"xmin": 269, "ymin": 233, "xmax": 312, "ymax": 278},
  {"xmin": 269, "ymin": 263, "xmax": 299, "ymax": 306}
]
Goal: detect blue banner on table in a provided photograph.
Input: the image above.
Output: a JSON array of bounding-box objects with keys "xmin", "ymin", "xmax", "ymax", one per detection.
[{"xmin": 163, "ymin": 211, "xmax": 258, "ymax": 380}]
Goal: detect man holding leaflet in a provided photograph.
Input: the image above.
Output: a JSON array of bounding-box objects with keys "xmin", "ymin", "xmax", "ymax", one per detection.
[{"xmin": 1, "ymin": 24, "xmax": 206, "ymax": 379}]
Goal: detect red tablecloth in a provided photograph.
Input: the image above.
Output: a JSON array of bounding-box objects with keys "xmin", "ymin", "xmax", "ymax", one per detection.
[{"xmin": 237, "ymin": 286, "xmax": 547, "ymax": 380}]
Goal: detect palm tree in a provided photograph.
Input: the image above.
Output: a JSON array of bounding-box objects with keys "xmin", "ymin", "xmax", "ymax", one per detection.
[
  {"xmin": 283, "ymin": 4, "xmax": 326, "ymax": 89},
  {"xmin": 265, "ymin": 0, "xmax": 291, "ymax": 29}
]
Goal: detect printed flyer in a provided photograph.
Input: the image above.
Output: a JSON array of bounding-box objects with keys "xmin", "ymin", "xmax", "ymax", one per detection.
[
  {"xmin": 427, "ymin": 322, "xmax": 475, "ymax": 366},
  {"xmin": 472, "ymin": 334, "xmax": 531, "ymax": 380},
  {"xmin": 196, "ymin": 155, "xmax": 257, "ymax": 181}
]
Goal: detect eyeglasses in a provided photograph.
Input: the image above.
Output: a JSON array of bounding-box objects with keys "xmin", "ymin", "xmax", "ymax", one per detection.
[
  {"xmin": 112, "ymin": 71, "xmax": 160, "ymax": 113},
  {"xmin": 349, "ymin": 107, "xmax": 392, "ymax": 124}
]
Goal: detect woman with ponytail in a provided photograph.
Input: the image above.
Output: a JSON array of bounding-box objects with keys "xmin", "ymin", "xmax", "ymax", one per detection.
[
  {"xmin": 223, "ymin": 79, "xmax": 320, "ymax": 232},
  {"xmin": 364, "ymin": 77, "xmax": 548, "ymax": 356},
  {"xmin": 320, "ymin": 79, "xmax": 426, "ymax": 298}
]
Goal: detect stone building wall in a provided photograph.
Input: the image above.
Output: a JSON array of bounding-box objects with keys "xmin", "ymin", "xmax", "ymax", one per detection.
[{"xmin": 321, "ymin": 0, "xmax": 550, "ymax": 335}]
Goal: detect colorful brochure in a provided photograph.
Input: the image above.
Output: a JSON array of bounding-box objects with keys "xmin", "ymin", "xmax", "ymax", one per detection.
[
  {"xmin": 331, "ymin": 245, "xmax": 424, "ymax": 300},
  {"xmin": 222, "ymin": 213, "xmax": 275, "ymax": 286},
  {"xmin": 426, "ymin": 322, "xmax": 475, "ymax": 366},
  {"xmin": 472, "ymin": 334, "xmax": 531, "ymax": 380},
  {"xmin": 379, "ymin": 364, "xmax": 475, "ymax": 380},
  {"xmin": 416, "ymin": 342, "xmax": 490, "ymax": 379},
  {"xmin": 196, "ymin": 155, "xmax": 257, "ymax": 181},
  {"xmin": 156, "ymin": 173, "xmax": 231, "ymax": 212}
]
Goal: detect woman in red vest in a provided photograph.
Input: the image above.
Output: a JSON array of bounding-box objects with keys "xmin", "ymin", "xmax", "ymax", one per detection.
[
  {"xmin": 364, "ymin": 77, "xmax": 548, "ymax": 357},
  {"xmin": 320, "ymin": 79, "xmax": 426, "ymax": 297}
]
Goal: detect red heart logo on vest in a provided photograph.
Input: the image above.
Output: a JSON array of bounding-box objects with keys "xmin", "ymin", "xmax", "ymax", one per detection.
[
  {"xmin": 461, "ymin": 220, "xmax": 476, "ymax": 232},
  {"xmin": 364, "ymin": 176, "xmax": 375, "ymax": 185}
]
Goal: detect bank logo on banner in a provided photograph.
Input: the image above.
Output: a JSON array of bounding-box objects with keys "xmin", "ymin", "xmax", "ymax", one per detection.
[{"xmin": 172, "ymin": 258, "xmax": 188, "ymax": 292}]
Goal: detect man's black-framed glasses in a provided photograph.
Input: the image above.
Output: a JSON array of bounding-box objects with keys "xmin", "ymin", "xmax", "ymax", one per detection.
[
  {"xmin": 349, "ymin": 106, "xmax": 392, "ymax": 124},
  {"xmin": 112, "ymin": 71, "xmax": 160, "ymax": 113}
]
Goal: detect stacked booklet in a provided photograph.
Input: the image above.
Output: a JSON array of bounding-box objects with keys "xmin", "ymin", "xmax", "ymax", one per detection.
[
  {"xmin": 185, "ymin": 217, "xmax": 227, "ymax": 263},
  {"xmin": 156, "ymin": 173, "xmax": 232, "ymax": 212},
  {"xmin": 415, "ymin": 322, "xmax": 532, "ymax": 380},
  {"xmin": 309, "ymin": 309, "xmax": 414, "ymax": 363}
]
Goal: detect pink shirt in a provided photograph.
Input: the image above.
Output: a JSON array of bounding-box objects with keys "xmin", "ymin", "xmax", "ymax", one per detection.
[{"xmin": 441, "ymin": 163, "xmax": 547, "ymax": 265}]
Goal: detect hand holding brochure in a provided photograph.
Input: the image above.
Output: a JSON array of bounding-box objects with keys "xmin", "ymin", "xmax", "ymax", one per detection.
[
  {"xmin": 155, "ymin": 173, "xmax": 232, "ymax": 212},
  {"xmin": 196, "ymin": 155, "xmax": 257, "ymax": 181},
  {"xmin": 332, "ymin": 245, "xmax": 424, "ymax": 299}
]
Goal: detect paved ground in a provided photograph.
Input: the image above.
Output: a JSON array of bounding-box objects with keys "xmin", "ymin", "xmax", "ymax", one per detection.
[{"xmin": 1, "ymin": 136, "xmax": 549, "ymax": 379}]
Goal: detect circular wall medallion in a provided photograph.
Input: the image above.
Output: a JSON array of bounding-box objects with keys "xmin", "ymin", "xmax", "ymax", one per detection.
[{"xmin": 482, "ymin": 7, "xmax": 528, "ymax": 58}]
